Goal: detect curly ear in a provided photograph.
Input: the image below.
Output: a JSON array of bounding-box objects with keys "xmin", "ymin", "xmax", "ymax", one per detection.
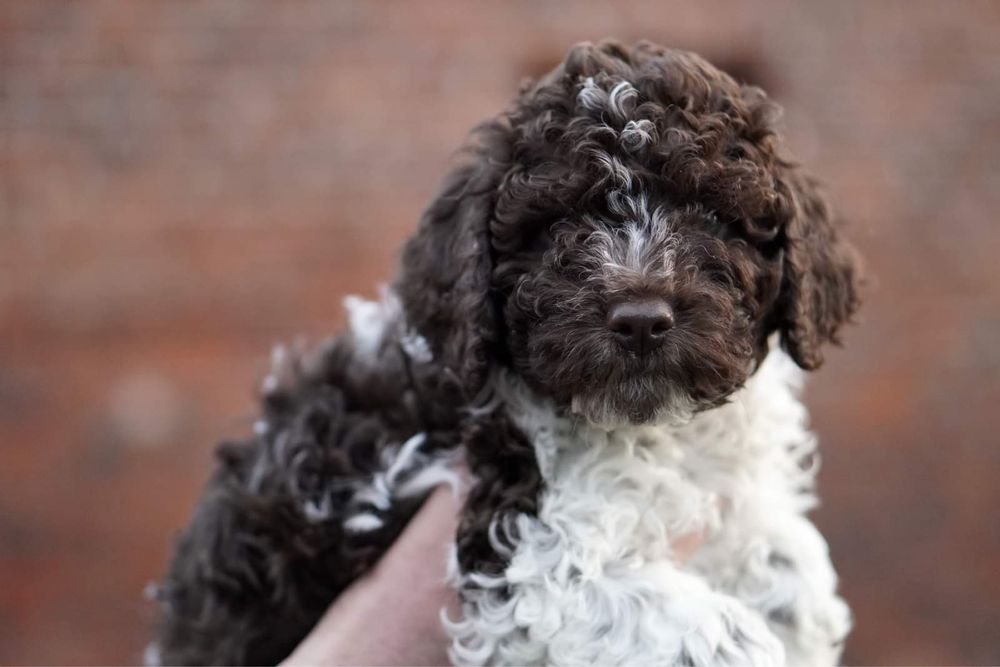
[
  {"xmin": 394, "ymin": 123, "xmax": 512, "ymax": 397},
  {"xmin": 776, "ymin": 169, "xmax": 863, "ymax": 370}
]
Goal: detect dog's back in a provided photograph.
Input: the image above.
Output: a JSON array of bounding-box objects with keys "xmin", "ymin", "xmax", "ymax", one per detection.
[{"xmin": 150, "ymin": 295, "xmax": 461, "ymax": 665}]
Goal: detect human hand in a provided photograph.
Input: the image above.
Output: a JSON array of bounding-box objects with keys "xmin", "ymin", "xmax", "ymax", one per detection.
[{"xmin": 281, "ymin": 485, "xmax": 462, "ymax": 666}]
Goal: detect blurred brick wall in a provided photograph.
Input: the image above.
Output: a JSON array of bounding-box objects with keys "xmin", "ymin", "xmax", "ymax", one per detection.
[{"xmin": 1, "ymin": 1, "xmax": 998, "ymax": 664}]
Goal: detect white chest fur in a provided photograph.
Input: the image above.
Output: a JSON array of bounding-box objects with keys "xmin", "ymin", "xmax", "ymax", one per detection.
[{"xmin": 446, "ymin": 351, "xmax": 850, "ymax": 666}]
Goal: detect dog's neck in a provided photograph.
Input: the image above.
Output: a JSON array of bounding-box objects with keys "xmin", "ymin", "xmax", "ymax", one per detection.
[
  {"xmin": 491, "ymin": 348, "xmax": 808, "ymax": 496},
  {"xmin": 472, "ymin": 349, "xmax": 814, "ymax": 581}
]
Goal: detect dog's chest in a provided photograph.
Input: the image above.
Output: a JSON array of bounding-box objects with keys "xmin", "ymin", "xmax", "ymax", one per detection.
[
  {"xmin": 497, "ymin": 350, "xmax": 807, "ymax": 570},
  {"xmin": 519, "ymin": 410, "xmax": 750, "ymax": 571},
  {"xmin": 450, "ymin": 355, "xmax": 816, "ymax": 665}
]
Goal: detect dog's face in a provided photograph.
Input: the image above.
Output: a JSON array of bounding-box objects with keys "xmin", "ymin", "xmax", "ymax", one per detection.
[
  {"xmin": 398, "ymin": 41, "xmax": 861, "ymax": 426},
  {"xmin": 498, "ymin": 194, "xmax": 777, "ymax": 425}
]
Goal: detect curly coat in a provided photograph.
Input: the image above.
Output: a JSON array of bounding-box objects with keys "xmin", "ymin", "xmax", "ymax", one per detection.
[{"xmin": 151, "ymin": 40, "xmax": 861, "ymax": 666}]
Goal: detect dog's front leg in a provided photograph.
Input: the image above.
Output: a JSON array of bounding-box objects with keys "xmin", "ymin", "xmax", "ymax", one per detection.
[
  {"xmin": 688, "ymin": 500, "xmax": 852, "ymax": 667},
  {"xmin": 446, "ymin": 529, "xmax": 786, "ymax": 666}
]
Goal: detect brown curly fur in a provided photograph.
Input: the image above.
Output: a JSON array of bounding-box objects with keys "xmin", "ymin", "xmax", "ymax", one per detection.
[{"xmin": 152, "ymin": 40, "xmax": 861, "ymax": 665}]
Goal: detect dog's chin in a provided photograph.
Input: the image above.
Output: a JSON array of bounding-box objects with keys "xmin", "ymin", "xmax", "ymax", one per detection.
[{"xmin": 569, "ymin": 381, "xmax": 697, "ymax": 429}]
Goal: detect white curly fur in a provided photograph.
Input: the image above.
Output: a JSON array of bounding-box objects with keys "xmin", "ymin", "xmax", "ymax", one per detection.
[{"xmin": 444, "ymin": 348, "xmax": 850, "ymax": 666}]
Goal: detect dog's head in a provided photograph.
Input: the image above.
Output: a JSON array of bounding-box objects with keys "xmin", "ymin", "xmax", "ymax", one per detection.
[{"xmin": 396, "ymin": 40, "xmax": 861, "ymax": 425}]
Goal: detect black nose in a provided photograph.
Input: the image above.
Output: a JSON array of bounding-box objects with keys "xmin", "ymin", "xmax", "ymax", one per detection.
[{"xmin": 607, "ymin": 299, "xmax": 675, "ymax": 354}]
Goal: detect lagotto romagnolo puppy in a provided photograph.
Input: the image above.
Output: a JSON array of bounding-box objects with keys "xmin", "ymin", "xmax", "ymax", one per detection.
[{"xmin": 150, "ymin": 40, "xmax": 862, "ymax": 666}]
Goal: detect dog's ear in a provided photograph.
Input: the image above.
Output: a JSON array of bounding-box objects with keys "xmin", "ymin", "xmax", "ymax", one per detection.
[
  {"xmin": 775, "ymin": 168, "xmax": 863, "ymax": 370},
  {"xmin": 394, "ymin": 123, "xmax": 512, "ymax": 398}
]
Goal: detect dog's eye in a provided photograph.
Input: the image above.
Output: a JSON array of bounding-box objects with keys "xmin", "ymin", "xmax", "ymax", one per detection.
[
  {"xmin": 707, "ymin": 268, "xmax": 736, "ymax": 289},
  {"xmin": 698, "ymin": 256, "xmax": 738, "ymax": 289},
  {"xmin": 698, "ymin": 211, "xmax": 731, "ymax": 239},
  {"xmin": 525, "ymin": 224, "xmax": 555, "ymax": 254}
]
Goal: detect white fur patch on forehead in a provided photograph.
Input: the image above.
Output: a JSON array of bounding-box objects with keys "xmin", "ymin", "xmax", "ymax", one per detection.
[
  {"xmin": 607, "ymin": 191, "xmax": 673, "ymax": 238},
  {"xmin": 582, "ymin": 193, "xmax": 679, "ymax": 281},
  {"xmin": 587, "ymin": 224, "xmax": 678, "ymax": 285},
  {"xmin": 591, "ymin": 150, "xmax": 633, "ymax": 190},
  {"xmin": 607, "ymin": 190, "xmax": 652, "ymax": 221}
]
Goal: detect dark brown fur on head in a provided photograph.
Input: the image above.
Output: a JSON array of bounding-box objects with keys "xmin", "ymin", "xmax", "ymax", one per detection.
[{"xmin": 397, "ymin": 39, "xmax": 862, "ymax": 424}]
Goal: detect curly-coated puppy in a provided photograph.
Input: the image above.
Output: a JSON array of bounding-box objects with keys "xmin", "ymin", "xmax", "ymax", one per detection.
[{"xmin": 150, "ymin": 40, "xmax": 861, "ymax": 666}]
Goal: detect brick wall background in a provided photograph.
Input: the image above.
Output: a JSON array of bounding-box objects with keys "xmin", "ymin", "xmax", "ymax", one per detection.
[{"xmin": 1, "ymin": 1, "xmax": 998, "ymax": 664}]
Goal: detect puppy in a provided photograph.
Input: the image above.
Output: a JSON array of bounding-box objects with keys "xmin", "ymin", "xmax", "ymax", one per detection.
[{"xmin": 150, "ymin": 40, "xmax": 861, "ymax": 666}]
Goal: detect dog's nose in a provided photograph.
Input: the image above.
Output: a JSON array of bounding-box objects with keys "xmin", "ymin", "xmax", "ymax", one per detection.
[{"xmin": 607, "ymin": 299, "xmax": 675, "ymax": 354}]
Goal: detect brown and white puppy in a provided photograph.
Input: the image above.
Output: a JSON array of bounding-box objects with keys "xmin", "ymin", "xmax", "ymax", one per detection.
[{"xmin": 151, "ymin": 40, "xmax": 861, "ymax": 666}]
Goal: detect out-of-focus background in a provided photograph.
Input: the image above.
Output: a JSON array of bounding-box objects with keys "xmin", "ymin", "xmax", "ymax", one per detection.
[{"xmin": 1, "ymin": 1, "xmax": 998, "ymax": 664}]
